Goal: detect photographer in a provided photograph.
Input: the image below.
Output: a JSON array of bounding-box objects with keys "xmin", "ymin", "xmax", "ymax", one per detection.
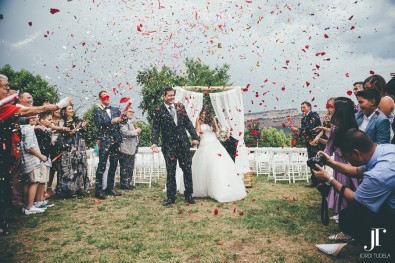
[{"xmin": 313, "ymin": 128, "xmax": 394, "ymax": 253}]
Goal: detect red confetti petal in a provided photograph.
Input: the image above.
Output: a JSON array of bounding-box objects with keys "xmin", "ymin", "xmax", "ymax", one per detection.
[
  {"xmin": 216, "ymin": 241, "xmax": 223, "ymax": 245},
  {"xmin": 28, "ymin": 21, "xmax": 32, "ymax": 26},
  {"xmin": 204, "ymin": 90, "xmax": 209, "ymax": 95},
  {"xmin": 345, "ymin": 73, "xmax": 349, "ymax": 77},
  {"xmin": 179, "ymin": 210, "xmax": 183, "ymax": 214},
  {"xmin": 324, "ymin": 34, "xmax": 329, "ymax": 38},
  {"xmin": 281, "ymin": 123, "xmax": 286, "ymax": 128},
  {"xmin": 350, "ymin": 25, "xmax": 355, "ymax": 30},
  {"xmin": 306, "ymin": 81, "xmax": 310, "ymax": 87},
  {"xmin": 346, "ymin": 90, "xmax": 353, "ymax": 96},
  {"xmin": 253, "ymin": 210, "xmax": 257, "ymax": 215},
  {"xmin": 370, "ymin": 70, "xmax": 375, "ymax": 74},
  {"xmin": 217, "ymin": 153, "xmax": 222, "ymax": 157},
  {"xmin": 214, "ymin": 209, "xmax": 219, "ymax": 216},
  {"xmin": 239, "ymin": 212, "xmax": 244, "ymax": 216},
  {"xmin": 50, "ymin": 8, "xmax": 60, "ymax": 14},
  {"xmin": 243, "ymin": 83, "xmax": 250, "ymax": 92},
  {"xmin": 291, "ymin": 138, "xmax": 297, "ymax": 146},
  {"xmin": 120, "ymin": 97, "xmax": 130, "ymax": 103}
]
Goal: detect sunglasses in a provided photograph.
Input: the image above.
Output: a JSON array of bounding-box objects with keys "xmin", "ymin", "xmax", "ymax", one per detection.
[{"xmin": 326, "ymin": 103, "xmax": 334, "ymax": 109}]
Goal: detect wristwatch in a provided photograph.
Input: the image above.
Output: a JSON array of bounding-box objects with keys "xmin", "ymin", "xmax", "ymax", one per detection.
[{"xmin": 326, "ymin": 176, "xmax": 334, "ymax": 185}]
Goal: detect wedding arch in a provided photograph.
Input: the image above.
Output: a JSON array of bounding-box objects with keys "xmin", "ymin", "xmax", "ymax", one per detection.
[{"xmin": 173, "ymin": 86, "xmax": 250, "ymax": 174}]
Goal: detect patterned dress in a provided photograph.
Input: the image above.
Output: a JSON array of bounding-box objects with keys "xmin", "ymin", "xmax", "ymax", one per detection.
[
  {"xmin": 324, "ymin": 126, "xmax": 359, "ymax": 213},
  {"xmin": 57, "ymin": 117, "xmax": 90, "ymax": 196}
]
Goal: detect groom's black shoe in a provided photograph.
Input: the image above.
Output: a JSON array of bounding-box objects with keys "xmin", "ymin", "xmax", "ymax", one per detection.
[
  {"xmin": 95, "ymin": 191, "xmax": 106, "ymax": 200},
  {"xmin": 163, "ymin": 199, "xmax": 175, "ymax": 207},
  {"xmin": 185, "ymin": 196, "xmax": 196, "ymax": 204}
]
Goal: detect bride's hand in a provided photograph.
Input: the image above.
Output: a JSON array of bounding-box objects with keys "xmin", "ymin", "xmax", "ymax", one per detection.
[{"xmin": 191, "ymin": 140, "xmax": 199, "ymax": 146}]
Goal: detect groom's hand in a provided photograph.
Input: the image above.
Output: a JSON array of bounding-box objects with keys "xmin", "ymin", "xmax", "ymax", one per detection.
[{"xmin": 191, "ymin": 140, "xmax": 199, "ymax": 146}]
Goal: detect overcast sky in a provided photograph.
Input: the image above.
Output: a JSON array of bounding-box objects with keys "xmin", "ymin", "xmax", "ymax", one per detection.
[{"xmin": 1, "ymin": 0, "xmax": 394, "ymax": 120}]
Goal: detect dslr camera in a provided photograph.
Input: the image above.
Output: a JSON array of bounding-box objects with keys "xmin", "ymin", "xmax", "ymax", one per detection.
[{"xmin": 306, "ymin": 155, "xmax": 326, "ymax": 171}]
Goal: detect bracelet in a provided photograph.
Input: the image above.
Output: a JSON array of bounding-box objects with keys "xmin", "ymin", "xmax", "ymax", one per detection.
[{"xmin": 340, "ymin": 185, "xmax": 347, "ymax": 196}]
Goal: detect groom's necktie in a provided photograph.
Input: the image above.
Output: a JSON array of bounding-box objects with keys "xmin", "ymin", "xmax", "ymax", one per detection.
[{"xmin": 169, "ymin": 105, "xmax": 176, "ymax": 120}]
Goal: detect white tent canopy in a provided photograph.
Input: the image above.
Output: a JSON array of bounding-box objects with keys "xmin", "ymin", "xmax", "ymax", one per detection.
[{"xmin": 174, "ymin": 86, "xmax": 250, "ymax": 174}]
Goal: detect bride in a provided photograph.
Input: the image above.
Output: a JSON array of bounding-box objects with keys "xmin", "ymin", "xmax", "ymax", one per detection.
[{"xmin": 192, "ymin": 107, "xmax": 246, "ymax": 202}]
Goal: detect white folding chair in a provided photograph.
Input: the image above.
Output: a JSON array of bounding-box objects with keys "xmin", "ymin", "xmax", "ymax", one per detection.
[
  {"xmin": 254, "ymin": 147, "xmax": 272, "ymax": 176},
  {"xmin": 288, "ymin": 148, "xmax": 309, "ymax": 183},
  {"xmin": 133, "ymin": 152, "xmax": 154, "ymax": 187},
  {"xmin": 270, "ymin": 149, "xmax": 291, "ymax": 183}
]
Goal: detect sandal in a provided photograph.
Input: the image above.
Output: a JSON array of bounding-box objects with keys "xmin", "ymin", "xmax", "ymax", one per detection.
[{"xmin": 328, "ymin": 232, "xmax": 354, "ymax": 242}]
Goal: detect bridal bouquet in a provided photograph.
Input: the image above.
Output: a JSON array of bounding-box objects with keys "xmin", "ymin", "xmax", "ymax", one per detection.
[{"xmin": 218, "ymin": 126, "xmax": 230, "ymax": 142}]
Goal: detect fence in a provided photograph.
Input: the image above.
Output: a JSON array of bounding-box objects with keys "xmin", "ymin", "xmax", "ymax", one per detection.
[{"xmin": 86, "ymin": 147, "xmax": 312, "ymax": 187}]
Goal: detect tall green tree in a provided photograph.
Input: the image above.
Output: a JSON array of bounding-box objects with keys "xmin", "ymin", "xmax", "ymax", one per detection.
[
  {"xmin": 137, "ymin": 66, "xmax": 186, "ymax": 123},
  {"xmin": 82, "ymin": 105, "xmax": 99, "ymax": 148},
  {"xmin": 261, "ymin": 127, "xmax": 290, "ymax": 147},
  {"xmin": 0, "ymin": 64, "xmax": 59, "ymax": 103},
  {"xmin": 137, "ymin": 58, "xmax": 231, "ymax": 123}
]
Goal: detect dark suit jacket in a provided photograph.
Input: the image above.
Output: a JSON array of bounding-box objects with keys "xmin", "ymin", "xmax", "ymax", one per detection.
[
  {"xmin": 299, "ymin": 111, "xmax": 321, "ymax": 143},
  {"xmin": 299, "ymin": 111, "xmax": 324, "ymax": 156},
  {"xmin": 355, "ymin": 110, "xmax": 390, "ymax": 144},
  {"xmin": 94, "ymin": 105, "xmax": 122, "ymax": 149},
  {"xmin": 152, "ymin": 103, "xmax": 199, "ymax": 156}
]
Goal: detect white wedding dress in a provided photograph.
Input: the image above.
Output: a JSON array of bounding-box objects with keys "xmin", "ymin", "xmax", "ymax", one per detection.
[{"xmin": 192, "ymin": 124, "xmax": 246, "ymax": 202}]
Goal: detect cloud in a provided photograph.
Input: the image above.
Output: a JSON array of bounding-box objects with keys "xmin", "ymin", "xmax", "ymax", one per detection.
[{"xmin": 10, "ymin": 31, "xmax": 41, "ymax": 48}]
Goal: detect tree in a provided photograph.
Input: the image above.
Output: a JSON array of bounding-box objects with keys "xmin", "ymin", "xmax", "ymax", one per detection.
[
  {"xmin": 260, "ymin": 127, "xmax": 290, "ymax": 147},
  {"xmin": 244, "ymin": 121, "xmax": 264, "ymax": 147},
  {"xmin": 0, "ymin": 64, "xmax": 59, "ymax": 103},
  {"xmin": 82, "ymin": 105, "xmax": 99, "ymax": 149},
  {"xmin": 137, "ymin": 58, "xmax": 231, "ymax": 123},
  {"xmin": 134, "ymin": 121, "xmax": 155, "ymax": 147},
  {"xmin": 137, "ymin": 66, "xmax": 185, "ymax": 123}
]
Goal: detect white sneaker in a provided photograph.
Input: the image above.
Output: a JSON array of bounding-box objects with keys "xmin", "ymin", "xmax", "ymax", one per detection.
[
  {"xmin": 34, "ymin": 202, "xmax": 48, "ymax": 209},
  {"xmin": 22, "ymin": 208, "xmax": 37, "ymax": 215},
  {"xmin": 29, "ymin": 206, "xmax": 46, "ymax": 213},
  {"xmin": 42, "ymin": 200, "xmax": 55, "ymax": 207}
]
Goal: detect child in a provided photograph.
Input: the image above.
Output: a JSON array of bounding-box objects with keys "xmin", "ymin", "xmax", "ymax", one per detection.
[
  {"xmin": 20, "ymin": 116, "xmax": 47, "ymax": 215},
  {"xmin": 34, "ymin": 112, "xmax": 55, "ymax": 208}
]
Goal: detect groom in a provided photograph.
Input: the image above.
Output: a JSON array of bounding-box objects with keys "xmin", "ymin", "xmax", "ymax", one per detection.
[{"xmin": 151, "ymin": 87, "xmax": 200, "ymax": 206}]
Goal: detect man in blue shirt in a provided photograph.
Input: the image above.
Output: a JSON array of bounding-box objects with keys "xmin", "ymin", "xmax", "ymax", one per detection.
[{"xmin": 313, "ymin": 128, "xmax": 394, "ymax": 254}]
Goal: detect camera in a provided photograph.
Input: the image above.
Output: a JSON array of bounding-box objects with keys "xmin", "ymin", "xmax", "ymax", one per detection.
[{"xmin": 306, "ymin": 155, "xmax": 326, "ymax": 171}]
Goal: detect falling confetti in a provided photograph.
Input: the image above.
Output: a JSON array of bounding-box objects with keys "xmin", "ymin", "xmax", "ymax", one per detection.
[{"xmin": 50, "ymin": 8, "xmax": 60, "ymax": 14}]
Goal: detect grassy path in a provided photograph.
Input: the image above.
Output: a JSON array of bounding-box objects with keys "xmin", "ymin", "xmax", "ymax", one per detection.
[{"xmin": 1, "ymin": 176, "xmax": 364, "ymax": 262}]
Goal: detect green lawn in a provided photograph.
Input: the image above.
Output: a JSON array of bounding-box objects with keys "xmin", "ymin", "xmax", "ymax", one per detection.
[{"xmin": 1, "ymin": 176, "xmax": 365, "ymax": 262}]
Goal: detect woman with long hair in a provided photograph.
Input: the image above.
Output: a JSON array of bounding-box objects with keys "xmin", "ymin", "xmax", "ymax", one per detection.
[
  {"xmin": 311, "ymin": 97, "xmax": 335, "ymax": 146},
  {"xmin": 192, "ymin": 106, "xmax": 246, "ymax": 202},
  {"xmin": 57, "ymin": 105, "xmax": 90, "ymax": 197},
  {"xmin": 324, "ymin": 97, "xmax": 360, "ymax": 241}
]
